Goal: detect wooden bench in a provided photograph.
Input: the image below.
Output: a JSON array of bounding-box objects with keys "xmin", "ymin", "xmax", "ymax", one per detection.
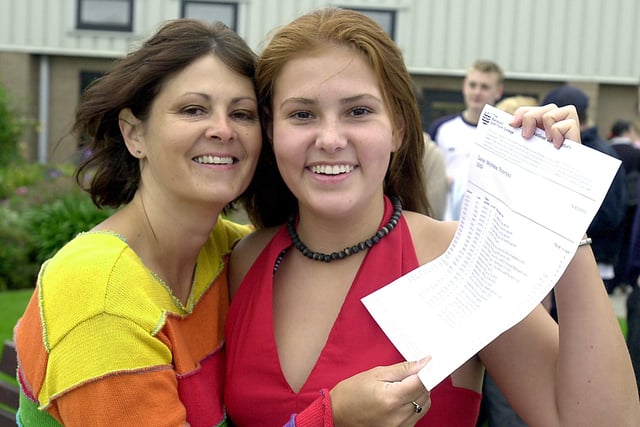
[{"xmin": 0, "ymin": 340, "xmax": 18, "ymax": 426}]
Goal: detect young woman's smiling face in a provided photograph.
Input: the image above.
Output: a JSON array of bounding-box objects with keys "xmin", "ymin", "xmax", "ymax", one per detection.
[
  {"xmin": 131, "ymin": 53, "xmax": 261, "ymax": 209},
  {"xmin": 270, "ymin": 45, "xmax": 402, "ymax": 218}
]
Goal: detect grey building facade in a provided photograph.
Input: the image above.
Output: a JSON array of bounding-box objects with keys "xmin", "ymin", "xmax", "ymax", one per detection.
[{"xmin": 1, "ymin": 0, "xmax": 639, "ymax": 163}]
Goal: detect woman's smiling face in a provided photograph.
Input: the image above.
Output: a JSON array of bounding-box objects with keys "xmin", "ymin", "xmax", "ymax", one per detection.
[
  {"xmin": 270, "ymin": 45, "xmax": 402, "ymax": 217},
  {"xmin": 131, "ymin": 53, "xmax": 261, "ymax": 208}
]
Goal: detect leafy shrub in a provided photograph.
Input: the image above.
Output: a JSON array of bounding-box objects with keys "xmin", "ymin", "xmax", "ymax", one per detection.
[
  {"xmin": 0, "ymin": 163, "xmax": 114, "ymax": 289},
  {"xmin": 0, "ymin": 206, "xmax": 38, "ymax": 290},
  {"xmin": 24, "ymin": 189, "xmax": 114, "ymax": 264},
  {"xmin": 1, "ymin": 165, "xmax": 75, "ymax": 210},
  {"xmin": 0, "ymin": 84, "xmax": 30, "ymax": 166}
]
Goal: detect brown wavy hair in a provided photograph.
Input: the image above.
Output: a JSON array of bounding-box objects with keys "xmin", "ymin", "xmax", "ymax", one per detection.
[
  {"xmin": 240, "ymin": 7, "xmax": 428, "ymax": 227},
  {"xmin": 73, "ymin": 19, "xmax": 257, "ymax": 210}
]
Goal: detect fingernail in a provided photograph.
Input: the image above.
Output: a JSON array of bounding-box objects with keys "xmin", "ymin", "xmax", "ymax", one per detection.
[{"xmin": 419, "ymin": 356, "xmax": 432, "ymax": 365}]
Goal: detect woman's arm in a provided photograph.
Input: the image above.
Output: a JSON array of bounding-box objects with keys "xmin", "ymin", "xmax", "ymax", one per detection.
[
  {"xmin": 480, "ymin": 105, "xmax": 640, "ymax": 426},
  {"xmin": 53, "ymin": 368, "xmax": 189, "ymax": 426},
  {"xmin": 481, "ymin": 245, "xmax": 639, "ymax": 426}
]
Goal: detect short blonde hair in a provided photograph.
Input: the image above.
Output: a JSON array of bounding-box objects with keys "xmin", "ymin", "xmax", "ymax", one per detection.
[
  {"xmin": 495, "ymin": 95, "xmax": 538, "ymax": 115},
  {"xmin": 469, "ymin": 60, "xmax": 504, "ymax": 84}
]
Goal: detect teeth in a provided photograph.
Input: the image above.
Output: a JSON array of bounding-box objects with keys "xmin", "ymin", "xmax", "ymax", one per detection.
[
  {"xmin": 194, "ymin": 155, "xmax": 234, "ymax": 165},
  {"xmin": 310, "ymin": 164, "xmax": 354, "ymax": 175}
]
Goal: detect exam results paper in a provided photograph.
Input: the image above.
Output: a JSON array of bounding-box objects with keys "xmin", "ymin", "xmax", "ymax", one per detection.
[{"xmin": 361, "ymin": 104, "xmax": 621, "ymax": 390}]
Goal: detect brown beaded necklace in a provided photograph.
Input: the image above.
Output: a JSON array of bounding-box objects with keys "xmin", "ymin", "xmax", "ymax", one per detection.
[{"xmin": 286, "ymin": 196, "xmax": 402, "ymax": 263}]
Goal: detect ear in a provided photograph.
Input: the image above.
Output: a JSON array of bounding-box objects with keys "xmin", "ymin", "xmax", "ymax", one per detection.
[
  {"xmin": 391, "ymin": 120, "xmax": 405, "ymax": 152},
  {"xmin": 119, "ymin": 108, "xmax": 145, "ymax": 158}
]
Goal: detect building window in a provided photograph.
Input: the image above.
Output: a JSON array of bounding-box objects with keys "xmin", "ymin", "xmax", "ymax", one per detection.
[
  {"xmin": 422, "ymin": 89, "xmax": 464, "ymax": 131},
  {"xmin": 80, "ymin": 71, "xmax": 105, "ymax": 96},
  {"xmin": 182, "ymin": 1, "xmax": 238, "ymax": 30},
  {"xmin": 78, "ymin": 71, "xmax": 106, "ymax": 152},
  {"xmin": 76, "ymin": 0, "xmax": 133, "ymax": 31},
  {"xmin": 345, "ymin": 8, "xmax": 396, "ymax": 40}
]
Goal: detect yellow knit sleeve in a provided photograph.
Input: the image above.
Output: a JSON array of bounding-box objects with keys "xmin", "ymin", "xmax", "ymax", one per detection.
[{"xmin": 37, "ymin": 232, "xmax": 175, "ymax": 407}]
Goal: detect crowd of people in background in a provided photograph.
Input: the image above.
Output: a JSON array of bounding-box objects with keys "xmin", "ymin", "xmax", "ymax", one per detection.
[{"xmin": 425, "ymin": 64, "xmax": 640, "ymax": 425}]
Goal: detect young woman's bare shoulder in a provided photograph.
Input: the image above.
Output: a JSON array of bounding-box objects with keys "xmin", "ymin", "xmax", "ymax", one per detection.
[
  {"xmin": 228, "ymin": 226, "xmax": 279, "ymax": 298},
  {"xmin": 402, "ymin": 211, "xmax": 458, "ymax": 265}
]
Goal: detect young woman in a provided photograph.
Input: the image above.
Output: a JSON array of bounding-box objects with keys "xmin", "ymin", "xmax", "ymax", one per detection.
[
  {"xmin": 225, "ymin": 7, "xmax": 640, "ymax": 426},
  {"xmin": 14, "ymin": 19, "xmax": 261, "ymax": 426}
]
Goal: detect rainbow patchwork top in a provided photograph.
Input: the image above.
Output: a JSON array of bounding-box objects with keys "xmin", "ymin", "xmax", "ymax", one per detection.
[{"xmin": 14, "ymin": 218, "xmax": 250, "ymax": 427}]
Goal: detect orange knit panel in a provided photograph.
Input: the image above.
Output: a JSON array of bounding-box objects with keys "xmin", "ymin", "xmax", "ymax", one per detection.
[
  {"xmin": 14, "ymin": 288, "xmax": 48, "ymax": 400},
  {"xmin": 52, "ymin": 366, "xmax": 187, "ymax": 426},
  {"xmin": 160, "ymin": 270, "xmax": 229, "ymax": 374}
]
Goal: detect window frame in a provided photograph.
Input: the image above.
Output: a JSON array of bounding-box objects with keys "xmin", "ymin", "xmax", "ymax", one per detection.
[
  {"xmin": 181, "ymin": 0, "xmax": 238, "ymax": 30},
  {"xmin": 345, "ymin": 7, "xmax": 397, "ymax": 40},
  {"xmin": 79, "ymin": 70, "xmax": 105, "ymax": 95},
  {"xmin": 76, "ymin": 0, "xmax": 134, "ymax": 32}
]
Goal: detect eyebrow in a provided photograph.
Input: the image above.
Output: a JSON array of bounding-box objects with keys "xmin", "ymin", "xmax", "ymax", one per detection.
[
  {"xmin": 279, "ymin": 97, "xmax": 314, "ymax": 109},
  {"xmin": 341, "ymin": 94, "xmax": 383, "ymax": 105},
  {"xmin": 279, "ymin": 93, "xmax": 383, "ymax": 110},
  {"xmin": 181, "ymin": 92, "xmax": 257, "ymax": 104}
]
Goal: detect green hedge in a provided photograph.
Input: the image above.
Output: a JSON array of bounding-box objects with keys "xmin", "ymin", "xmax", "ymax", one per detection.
[
  {"xmin": 0, "ymin": 84, "xmax": 26, "ymax": 167},
  {"xmin": 0, "ymin": 164, "xmax": 114, "ymax": 290}
]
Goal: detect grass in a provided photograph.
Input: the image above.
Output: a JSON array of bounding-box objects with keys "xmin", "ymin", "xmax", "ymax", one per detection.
[
  {"xmin": 620, "ymin": 318, "xmax": 628, "ymax": 339},
  {"xmin": 0, "ymin": 288, "xmax": 31, "ymax": 390},
  {"xmin": 0, "ymin": 289, "xmax": 32, "ymax": 344},
  {"xmin": 0, "ymin": 288, "xmax": 32, "ymax": 381}
]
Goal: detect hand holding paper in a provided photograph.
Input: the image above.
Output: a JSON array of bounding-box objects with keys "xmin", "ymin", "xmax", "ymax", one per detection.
[{"xmin": 362, "ymin": 104, "xmax": 621, "ymax": 390}]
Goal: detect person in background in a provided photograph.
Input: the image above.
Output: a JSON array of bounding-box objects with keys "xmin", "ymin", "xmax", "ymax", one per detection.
[
  {"xmin": 224, "ymin": 8, "xmax": 640, "ymax": 426},
  {"xmin": 608, "ymin": 119, "xmax": 640, "ymax": 292},
  {"xmin": 414, "ymin": 84, "xmax": 447, "ymax": 220},
  {"xmin": 13, "ymin": 19, "xmax": 261, "ymax": 426},
  {"xmin": 609, "ymin": 73, "xmax": 640, "ymax": 405},
  {"xmin": 542, "ymin": 85, "xmax": 628, "ymax": 294},
  {"xmin": 626, "ymin": 180, "xmax": 640, "ymax": 397},
  {"xmin": 428, "ymin": 59, "xmax": 504, "ymax": 220},
  {"xmin": 495, "ymin": 95, "xmax": 538, "ymax": 115},
  {"xmin": 610, "ymin": 119, "xmax": 639, "ymax": 143},
  {"xmin": 445, "ymin": 94, "xmax": 538, "ymax": 225},
  {"xmin": 422, "ymin": 133, "xmax": 447, "ymax": 220}
]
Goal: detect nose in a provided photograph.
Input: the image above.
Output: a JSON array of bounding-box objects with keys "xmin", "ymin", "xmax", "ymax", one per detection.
[
  {"xmin": 315, "ymin": 119, "xmax": 347, "ymax": 152},
  {"xmin": 205, "ymin": 113, "xmax": 234, "ymax": 142}
]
